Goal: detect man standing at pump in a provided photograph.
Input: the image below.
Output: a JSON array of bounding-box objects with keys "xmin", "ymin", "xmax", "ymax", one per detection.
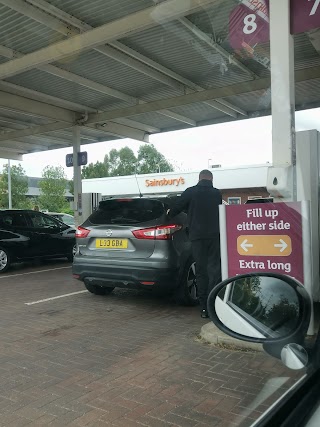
[{"xmin": 167, "ymin": 169, "xmax": 222, "ymax": 318}]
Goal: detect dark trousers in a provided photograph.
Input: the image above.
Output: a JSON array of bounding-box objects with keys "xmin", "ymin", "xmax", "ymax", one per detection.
[{"xmin": 192, "ymin": 237, "xmax": 221, "ymax": 310}]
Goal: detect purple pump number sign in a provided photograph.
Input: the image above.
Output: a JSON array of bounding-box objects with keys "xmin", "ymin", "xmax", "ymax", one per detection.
[{"xmin": 229, "ymin": 0, "xmax": 320, "ymax": 50}]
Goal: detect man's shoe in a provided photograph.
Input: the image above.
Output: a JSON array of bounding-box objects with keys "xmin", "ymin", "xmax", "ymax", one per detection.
[{"xmin": 201, "ymin": 309, "xmax": 209, "ymax": 319}]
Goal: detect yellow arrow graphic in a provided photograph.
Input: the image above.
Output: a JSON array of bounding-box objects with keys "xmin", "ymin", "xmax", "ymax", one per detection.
[{"xmin": 237, "ymin": 235, "xmax": 292, "ymax": 257}]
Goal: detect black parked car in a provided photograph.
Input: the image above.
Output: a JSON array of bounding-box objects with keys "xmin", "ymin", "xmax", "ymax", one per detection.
[
  {"xmin": 72, "ymin": 197, "xmax": 197, "ymax": 305},
  {"xmin": 0, "ymin": 210, "xmax": 76, "ymax": 273}
]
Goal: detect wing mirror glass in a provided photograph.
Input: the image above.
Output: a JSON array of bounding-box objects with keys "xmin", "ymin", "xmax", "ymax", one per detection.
[{"xmin": 207, "ymin": 273, "xmax": 311, "ymax": 345}]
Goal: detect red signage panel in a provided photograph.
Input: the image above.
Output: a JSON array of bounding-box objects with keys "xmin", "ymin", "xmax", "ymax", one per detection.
[
  {"xmin": 229, "ymin": 0, "xmax": 320, "ymax": 50},
  {"xmin": 225, "ymin": 202, "xmax": 304, "ymax": 283},
  {"xmin": 229, "ymin": 3, "xmax": 270, "ymax": 50},
  {"xmin": 291, "ymin": 0, "xmax": 320, "ymax": 34}
]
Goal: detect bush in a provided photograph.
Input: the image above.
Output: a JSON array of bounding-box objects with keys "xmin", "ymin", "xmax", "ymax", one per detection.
[{"xmin": 61, "ymin": 207, "xmax": 74, "ymax": 215}]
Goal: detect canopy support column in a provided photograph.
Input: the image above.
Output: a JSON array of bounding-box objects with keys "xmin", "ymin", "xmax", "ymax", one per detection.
[{"xmin": 73, "ymin": 126, "xmax": 82, "ymax": 226}]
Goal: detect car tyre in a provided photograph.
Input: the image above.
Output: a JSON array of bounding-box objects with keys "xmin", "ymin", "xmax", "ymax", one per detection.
[
  {"xmin": 0, "ymin": 247, "xmax": 11, "ymax": 273},
  {"xmin": 67, "ymin": 244, "xmax": 77, "ymax": 262},
  {"xmin": 85, "ymin": 283, "xmax": 115, "ymax": 295},
  {"xmin": 175, "ymin": 258, "xmax": 198, "ymax": 306}
]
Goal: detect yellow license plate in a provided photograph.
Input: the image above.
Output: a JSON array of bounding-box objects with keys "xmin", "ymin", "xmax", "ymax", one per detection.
[{"xmin": 95, "ymin": 239, "xmax": 128, "ymax": 249}]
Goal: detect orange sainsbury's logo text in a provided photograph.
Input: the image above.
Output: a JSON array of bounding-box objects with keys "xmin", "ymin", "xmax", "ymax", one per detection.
[{"xmin": 145, "ymin": 177, "xmax": 185, "ymax": 187}]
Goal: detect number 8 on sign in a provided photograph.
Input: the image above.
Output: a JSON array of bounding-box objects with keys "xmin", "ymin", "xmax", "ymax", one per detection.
[
  {"xmin": 229, "ymin": 4, "xmax": 269, "ymax": 50},
  {"xmin": 243, "ymin": 14, "xmax": 258, "ymax": 35}
]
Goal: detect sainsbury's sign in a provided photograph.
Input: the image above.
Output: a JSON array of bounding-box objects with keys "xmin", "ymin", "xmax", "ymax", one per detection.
[{"xmin": 145, "ymin": 177, "xmax": 185, "ymax": 187}]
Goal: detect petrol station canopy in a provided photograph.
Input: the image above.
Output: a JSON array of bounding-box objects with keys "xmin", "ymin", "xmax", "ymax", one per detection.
[{"xmin": 0, "ymin": 0, "xmax": 320, "ymax": 160}]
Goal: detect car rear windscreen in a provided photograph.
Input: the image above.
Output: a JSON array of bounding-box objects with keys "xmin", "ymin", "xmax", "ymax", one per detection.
[{"xmin": 89, "ymin": 199, "xmax": 165, "ymax": 225}]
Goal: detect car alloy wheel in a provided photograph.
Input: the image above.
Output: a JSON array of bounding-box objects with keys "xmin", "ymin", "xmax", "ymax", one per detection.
[
  {"xmin": 72, "ymin": 244, "xmax": 77, "ymax": 257},
  {"xmin": 175, "ymin": 259, "xmax": 199, "ymax": 306},
  {"xmin": 187, "ymin": 262, "xmax": 197, "ymax": 300},
  {"xmin": 0, "ymin": 250, "xmax": 8, "ymax": 271}
]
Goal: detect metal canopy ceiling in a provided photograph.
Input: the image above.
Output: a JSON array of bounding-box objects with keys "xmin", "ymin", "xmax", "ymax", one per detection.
[{"xmin": 0, "ymin": 0, "xmax": 320, "ymax": 160}]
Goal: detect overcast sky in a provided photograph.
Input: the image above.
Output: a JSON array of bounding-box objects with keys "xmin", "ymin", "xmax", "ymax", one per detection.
[{"xmin": 2, "ymin": 108, "xmax": 320, "ymax": 179}]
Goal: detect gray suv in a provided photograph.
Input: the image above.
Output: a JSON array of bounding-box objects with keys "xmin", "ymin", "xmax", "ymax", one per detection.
[{"xmin": 72, "ymin": 197, "xmax": 197, "ymax": 305}]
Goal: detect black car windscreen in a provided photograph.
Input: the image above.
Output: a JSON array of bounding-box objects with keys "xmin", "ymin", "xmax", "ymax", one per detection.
[{"xmin": 89, "ymin": 199, "xmax": 165, "ymax": 225}]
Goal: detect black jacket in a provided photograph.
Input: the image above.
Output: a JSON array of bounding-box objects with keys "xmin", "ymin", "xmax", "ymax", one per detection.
[{"xmin": 167, "ymin": 180, "xmax": 222, "ymax": 241}]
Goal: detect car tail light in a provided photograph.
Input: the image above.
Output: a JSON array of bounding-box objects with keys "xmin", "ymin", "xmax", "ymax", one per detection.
[
  {"xmin": 132, "ymin": 224, "xmax": 182, "ymax": 240},
  {"xmin": 76, "ymin": 226, "xmax": 90, "ymax": 238}
]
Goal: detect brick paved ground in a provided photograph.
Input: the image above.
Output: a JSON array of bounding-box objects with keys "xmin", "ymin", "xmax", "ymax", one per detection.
[{"xmin": 0, "ymin": 261, "xmax": 304, "ymax": 426}]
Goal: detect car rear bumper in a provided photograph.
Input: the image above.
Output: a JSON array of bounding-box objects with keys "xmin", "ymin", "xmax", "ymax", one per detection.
[{"xmin": 72, "ymin": 257, "xmax": 179, "ymax": 292}]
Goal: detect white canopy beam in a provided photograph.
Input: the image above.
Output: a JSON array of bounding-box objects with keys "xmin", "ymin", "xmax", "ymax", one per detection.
[
  {"xmin": 51, "ymin": 131, "xmax": 99, "ymax": 143},
  {"xmin": 113, "ymin": 118, "xmax": 159, "ymax": 134},
  {"xmin": 0, "ymin": 146, "xmax": 28, "ymax": 154},
  {"xmin": 0, "ymin": 80, "xmax": 97, "ymax": 114},
  {"xmin": 0, "ymin": 43, "xmax": 138, "ymax": 104},
  {"xmin": 0, "ymin": 122, "xmax": 72, "ymax": 141},
  {"xmin": 110, "ymin": 41, "xmax": 247, "ymax": 117},
  {"xmin": 23, "ymin": 134, "xmax": 78, "ymax": 146},
  {"xmin": 0, "ymin": 151, "xmax": 23, "ymax": 160},
  {"xmin": 156, "ymin": 111, "xmax": 196, "ymax": 126},
  {"xmin": 0, "ymin": 67, "xmax": 159, "ymax": 133},
  {"xmin": 23, "ymin": 0, "xmax": 243, "ymax": 116},
  {"xmin": 178, "ymin": 18, "xmax": 258, "ymax": 79},
  {"xmin": 86, "ymin": 65, "xmax": 320, "ymax": 124},
  {"xmin": 0, "ymin": 45, "xmax": 139, "ymax": 105},
  {"xmin": 0, "ymin": 49, "xmax": 138, "ymax": 105},
  {"xmin": 0, "ymin": 106, "xmax": 57, "ymax": 121},
  {"xmin": 26, "ymin": 0, "xmax": 93, "ymax": 29},
  {"xmin": 19, "ymin": 0, "xmax": 183, "ymax": 92},
  {"xmin": 0, "ymin": 144, "xmax": 27, "ymax": 153},
  {"xmin": 0, "ymin": 91, "xmax": 75, "ymax": 123},
  {"xmin": 0, "ymin": 118, "xmax": 28, "ymax": 129},
  {"xmin": 94, "ymin": 45, "xmax": 185, "ymax": 92},
  {"xmin": 0, "ymin": 92, "xmax": 160, "ymax": 142},
  {"xmin": 0, "ymin": 43, "xmax": 193, "ymax": 126},
  {"xmin": 0, "ymin": 119, "xmax": 150, "ymax": 143},
  {"xmin": 0, "ymin": 0, "xmax": 78, "ymax": 36},
  {"xmin": 0, "ymin": 139, "xmax": 51, "ymax": 151},
  {"xmin": 0, "ymin": 45, "xmax": 16, "ymax": 59},
  {"xmin": 86, "ymin": 123, "xmax": 149, "ymax": 142},
  {"xmin": 39, "ymin": 64, "xmax": 138, "ymax": 104},
  {"xmin": 0, "ymin": 119, "xmax": 76, "ymax": 148},
  {"xmin": 1, "ymin": 61, "xmax": 319, "ymax": 144},
  {"xmin": 0, "ymin": 0, "xmax": 217, "ymax": 79},
  {"xmin": 22, "ymin": 0, "xmax": 193, "ymax": 92},
  {"xmin": 0, "ymin": 123, "xmax": 76, "ymax": 146},
  {"xmin": 0, "ymin": 123, "xmax": 137, "ymax": 143}
]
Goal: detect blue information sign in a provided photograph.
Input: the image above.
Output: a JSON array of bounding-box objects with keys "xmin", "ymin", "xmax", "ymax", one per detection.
[{"xmin": 66, "ymin": 152, "xmax": 88, "ymax": 167}]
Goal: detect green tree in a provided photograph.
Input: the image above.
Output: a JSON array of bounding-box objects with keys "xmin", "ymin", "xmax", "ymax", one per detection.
[
  {"xmin": 263, "ymin": 296, "xmax": 299, "ymax": 333},
  {"xmin": 61, "ymin": 207, "xmax": 74, "ymax": 215},
  {"xmin": 108, "ymin": 147, "xmax": 137, "ymax": 176},
  {"xmin": 68, "ymin": 180, "xmax": 74, "ymax": 195},
  {"xmin": 0, "ymin": 164, "xmax": 30, "ymax": 209},
  {"xmin": 136, "ymin": 144, "xmax": 173, "ymax": 174},
  {"xmin": 39, "ymin": 166, "xmax": 68, "ymax": 212},
  {"xmin": 81, "ymin": 145, "xmax": 173, "ymax": 179},
  {"xmin": 231, "ymin": 276, "xmax": 264, "ymax": 317},
  {"xmin": 82, "ymin": 159, "xmax": 109, "ymax": 179},
  {"xmin": 28, "ymin": 197, "xmax": 39, "ymax": 210}
]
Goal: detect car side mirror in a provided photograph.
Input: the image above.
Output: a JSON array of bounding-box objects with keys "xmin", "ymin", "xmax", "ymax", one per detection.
[{"xmin": 207, "ymin": 273, "xmax": 311, "ymax": 369}]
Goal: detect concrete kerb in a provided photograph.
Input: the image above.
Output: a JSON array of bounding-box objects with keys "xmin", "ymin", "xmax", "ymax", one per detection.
[{"xmin": 200, "ymin": 322, "xmax": 263, "ymax": 352}]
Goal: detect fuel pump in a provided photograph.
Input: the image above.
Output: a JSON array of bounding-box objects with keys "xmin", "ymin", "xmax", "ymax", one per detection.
[{"xmin": 81, "ymin": 193, "xmax": 102, "ymax": 223}]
